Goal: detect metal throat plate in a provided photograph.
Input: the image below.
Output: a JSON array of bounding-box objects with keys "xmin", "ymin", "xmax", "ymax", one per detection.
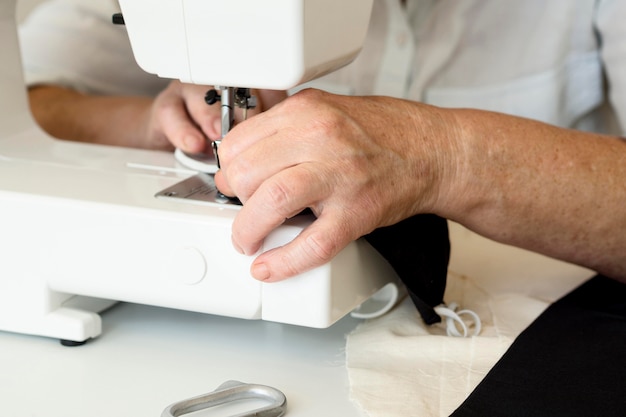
[{"xmin": 155, "ymin": 173, "xmax": 241, "ymax": 206}]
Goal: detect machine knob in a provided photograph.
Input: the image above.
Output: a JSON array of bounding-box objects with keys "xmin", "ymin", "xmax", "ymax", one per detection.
[
  {"xmin": 205, "ymin": 89, "xmax": 220, "ymax": 105},
  {"xmin": 111, "ymin": 13, "xmax": 125, "ymax": 25}
]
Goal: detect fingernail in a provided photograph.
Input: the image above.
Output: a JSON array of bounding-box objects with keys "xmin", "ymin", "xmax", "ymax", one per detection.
[{"xmin": 252, "ymin": 263, "xmax": 271, "ymax": 281}]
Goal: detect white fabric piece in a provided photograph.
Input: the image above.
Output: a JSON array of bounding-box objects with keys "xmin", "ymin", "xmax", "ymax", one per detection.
[{"xmin": 346, "ymin": 223, "xmax": 593, "ymax": 417}]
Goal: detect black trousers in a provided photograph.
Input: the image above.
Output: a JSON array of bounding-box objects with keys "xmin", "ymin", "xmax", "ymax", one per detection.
[{"xmin": 451, "ymin": 275, "xmax": 626, "ymax": 417}]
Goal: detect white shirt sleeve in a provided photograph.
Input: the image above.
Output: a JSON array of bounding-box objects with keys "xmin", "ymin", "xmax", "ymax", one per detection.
[
  {"xmin": 18, "ymin": 0, "xmax": 168, "ymax": 97},
  {"xmin": 596, "ymin": 0, "xmax": 626, "ymax": 133}
]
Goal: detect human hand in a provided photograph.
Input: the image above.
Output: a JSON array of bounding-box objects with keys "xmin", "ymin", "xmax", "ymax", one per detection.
[
  {"xmin": 214, "ymin": 88, "xmax": 461, "ymax": 282},
  {"xmin": 145, "ymin": 80, "xmax": 286, "ymax": 153}
]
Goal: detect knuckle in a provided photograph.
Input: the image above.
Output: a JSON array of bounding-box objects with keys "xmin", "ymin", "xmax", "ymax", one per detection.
[
  {"xmin": 226, "ymin": 162, "xmax": 254, "ymax": 198},
  {"xmin": 298, "ymin": 87, "xmax": 327, "ymax": 100},
  {"xmin": 152, "ymin": 98, "xmax": 169, "ymax": 117},
  {"xmin": 316, "ymin": 112, "xmax": 343, "ymax": 138},
  {"xmin": 302, "ymin": 231, "xmax": 339, "ymax": 265},
  {"xmin": 263, "ymin": 178, "xmax": 296, "ymax": 214},
  {"xmin": 267, "ymin": 232, "xmax": 339, "ymax": 280},
  {"xmin": 287, "ymin": 88, "xmax": 326, "ymax": 112},
  {"xmin": 278, "ymin": 256, "xmax": 303, "ymax": 279}
]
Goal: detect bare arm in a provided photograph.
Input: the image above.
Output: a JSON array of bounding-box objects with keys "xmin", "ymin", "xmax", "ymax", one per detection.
[
  {"xmin": 445, "ymin": 109, "xmax": 626, "ymax": 281},
  {"xmin": 28, "ymin": 82, "xmax": 286, "ymax": 153},
  {"xmin": 214, "ymin": 89, "xmax": 626, "ymax": 282},
  {"xmin": 28, "ymin": 85, "xmax": 165, "ymax": 150}
]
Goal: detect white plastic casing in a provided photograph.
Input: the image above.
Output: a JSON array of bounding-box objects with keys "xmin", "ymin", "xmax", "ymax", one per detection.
[
  {"xmin": 0, "ymin": 0, "xmax": 397, "ymax": 343},
  {"xmin": 117, "ymin": 0, "xmax": 374, "ymax": 89}
]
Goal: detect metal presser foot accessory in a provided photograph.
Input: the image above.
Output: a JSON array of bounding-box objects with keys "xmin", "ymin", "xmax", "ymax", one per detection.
[
  {"xmin": 204, "ymin": 87, "xmax": 257, "ymax": 169},
  {"xmin": 161, "ymin": 380, "xmax": 287, "ymax": 417}
]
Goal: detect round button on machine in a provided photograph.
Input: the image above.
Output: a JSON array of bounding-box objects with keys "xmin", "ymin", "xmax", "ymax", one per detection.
[{"xmin": 165, "ymin": 247, "xmax": 207, "ymax": 285}]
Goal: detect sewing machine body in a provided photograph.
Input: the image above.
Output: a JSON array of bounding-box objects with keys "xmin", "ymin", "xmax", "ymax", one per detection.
[
  {"xmin": 0, "ymin": 0, "xmax": 396, "ymax": 344},
  {"xmin": 118, "ymin": 0, "xmax": 373, "ymax": 89}
]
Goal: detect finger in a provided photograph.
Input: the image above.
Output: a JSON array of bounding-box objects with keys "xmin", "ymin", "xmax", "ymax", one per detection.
[
  {"xmin": 249, "ymin": 212, "xmax": 353, "ymax": 282},
  {"xmin": 220, "ymin": 133, "xmax": 311, "ymax": 200},
  {"xmin": 160, "ymin": 108, "xmax": 207, "ymax": 154},
  {"xmin": 213, "ymin": 170, "xmax": 235, "ymax": 197},
  {"xmin": 181, "ymin": 85, "xmax": 222, "ymax": 140},
  {"xmin": 222, "ymin": 107, "xmax": 281, "ymax": 158},
  {"xmin": 230, "ymin": 163, "xmax": 333, "ymax": 256},
  {"xmin": 215, "ymin": 97, "xmax": 339, "ymax": 198},
  {"xmin": 151, "ymin": 82, "xmax": 210, "ymax": 152},
  {"xmin": 213, "ymin": 112, "xmax": 283, "ymax": 196}
]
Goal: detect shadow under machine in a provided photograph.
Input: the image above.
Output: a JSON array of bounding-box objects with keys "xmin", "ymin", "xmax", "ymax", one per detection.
[{"xmin": 0, "ymin": 0, "xmax": 399, "ymax": 344}]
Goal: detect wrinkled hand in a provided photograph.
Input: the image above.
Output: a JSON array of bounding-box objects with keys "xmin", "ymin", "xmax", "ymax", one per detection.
[
  {"xmin": 214, "ymin": 88, "xmax": 460, "ymax": 282},
  {"xmin": 145, "ymin": 80, "xmax": 286, "ymax": 153}
]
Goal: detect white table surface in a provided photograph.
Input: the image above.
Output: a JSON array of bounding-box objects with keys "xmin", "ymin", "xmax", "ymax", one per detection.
[
  {"xmin": 0, "ymin": 301, "xmax": 363, "ymax": 417},
  {"xmin": 0, "ymin": 222, "xmax": 592, "ymax": 417}
]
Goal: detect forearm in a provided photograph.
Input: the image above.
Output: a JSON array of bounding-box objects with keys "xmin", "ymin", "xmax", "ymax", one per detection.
[
  {"xmin": 442, "ymin": 108, "xmax": 626, "ymax": 281},
  {"xmin": 28, "ymin": 85, "xmax": 170, "ymax": 150}
]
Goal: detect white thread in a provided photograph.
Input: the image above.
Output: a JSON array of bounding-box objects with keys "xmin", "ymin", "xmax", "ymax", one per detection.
[
  {"xmin": 434, "ymin": 302, "xmax": 482, "ymax": 337},
  {"xmin": 174, "ymin": 148, "xmax": 218, "ymax": 173},
  {"xmin": 349, "ymin": 285, "xmax": 482, "ymax": 338},
  {"xmin": 350, "ymin": 283, "xmax": 400, "ymax": 320}
]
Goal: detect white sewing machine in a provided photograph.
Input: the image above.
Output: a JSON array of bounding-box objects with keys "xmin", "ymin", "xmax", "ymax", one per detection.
[{"xmin": 0, "ymin": 0, "xmax": 399, "ymax": 345}]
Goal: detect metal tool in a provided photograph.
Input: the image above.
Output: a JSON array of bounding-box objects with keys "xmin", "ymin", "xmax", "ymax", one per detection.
[
  {"xmin": 205, "ymin": 87, "xmax": 257, "ymax": 168},
  {"xmin": 161, "ymin": 380, "xmax": 287, "ymax": 417}
]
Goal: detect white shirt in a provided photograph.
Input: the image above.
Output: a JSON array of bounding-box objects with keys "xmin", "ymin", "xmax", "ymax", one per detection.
[
  {"xmin": 19, "ymin": 0, "xmax": 626, "ymax": 133},
  {"xmin": 316, "ymin": 0, "xmax": 626, "ymax": 133}
]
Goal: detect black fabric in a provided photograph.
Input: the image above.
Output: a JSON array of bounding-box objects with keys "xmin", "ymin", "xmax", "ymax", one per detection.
[
  {"xmin": 365, "ymin": 214, "xmax": 450, "ymax": 324},
  {"xmin": 451, "ymin": 275, "xmax": 626, "ymax": 417}
]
